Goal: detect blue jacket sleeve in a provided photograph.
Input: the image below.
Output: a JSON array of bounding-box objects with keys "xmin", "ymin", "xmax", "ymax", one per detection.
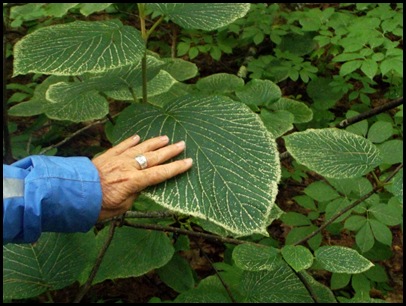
[{"xmin": 3, "ymin": 155, "xmax": 102, "ymax": 245}]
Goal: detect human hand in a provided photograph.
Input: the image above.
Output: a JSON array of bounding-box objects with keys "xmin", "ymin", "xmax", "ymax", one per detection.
[{"xmin": 92, "ymin": 135, "xmax": 193, "ymax": 221}]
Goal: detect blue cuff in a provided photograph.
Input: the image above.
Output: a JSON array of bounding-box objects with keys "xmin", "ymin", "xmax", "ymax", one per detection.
[{"xmin": 16, "ymin": 156, "xmax": 102, "ymax": 241}]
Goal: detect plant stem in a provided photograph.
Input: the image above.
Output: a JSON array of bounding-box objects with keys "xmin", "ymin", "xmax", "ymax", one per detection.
[
  {"xmin": 3, "ymin": 14, "xmax": 14, "ymax": 164},
  {"xmin": 123, "ymin": 221, "xmax": 246, "ymax": 246},
  {"xmin": 335, "ymin": 97, "xmax": 403, "ymax": 128},
  {"xmin": 73, "ymin": 222, "xmax": 118, "ymax": 303},
  {"xmin": 146, "ymin": 15, "xmax": 164, "ymax": 40},
  {"xmin": 192, "ymin": 237, "xmax": 237, "ymax": 303},
  {"xmin": 141, "ymin": 53, "xmax": 147, "ymax": 103},
  {"xmin": 137, "ymin": 3, "xmax": 149, "ymax": 104},
  {"xmin": 39, "ymin": 115, "xmax": 118, "ymax": 155},
  {"xmin": 292, "ymin": 163, "xmax": 403, "ymax": 246}
]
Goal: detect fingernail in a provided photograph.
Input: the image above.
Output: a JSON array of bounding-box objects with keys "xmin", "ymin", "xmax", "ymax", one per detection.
[
  {"xmin": 160, "ymin": 135, "xmax": 169, "ymax": 142},
  {"xmin": 176, "ymin": 140, "xmax": 185, "ymax": 149},
  {"xmin": 184, "ymin": 158, "xmax": 193, "ymax": 166},
  {"xmin": 133, "ymin": 134, "xmax": 140, "ymax": 141}
]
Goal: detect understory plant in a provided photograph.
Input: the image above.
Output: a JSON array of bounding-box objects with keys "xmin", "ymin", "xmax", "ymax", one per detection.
[{"xmin": 3, "ymin": 3, "xmax": 403, "ymax": 303}]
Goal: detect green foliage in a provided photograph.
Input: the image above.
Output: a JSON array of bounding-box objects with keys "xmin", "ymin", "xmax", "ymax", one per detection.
[{"xmin": 3, "ymin": 2, "xmax": 403, "ymax": 303}]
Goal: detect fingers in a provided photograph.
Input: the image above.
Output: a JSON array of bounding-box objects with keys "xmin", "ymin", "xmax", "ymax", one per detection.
[
  {"xmin": 107, "ymin": 135, "xmax": 141, "ymax": 156},
  {"xmin": 133, "ymin": 140, "xmax": 187, "ymax": 170},
  {"xmin": 130, "ymin": 135, "xmax": 170, "ymax": 154},
  {"xmin": 140, "ymin": 158, "xmax": 193, "ymax": 188}
]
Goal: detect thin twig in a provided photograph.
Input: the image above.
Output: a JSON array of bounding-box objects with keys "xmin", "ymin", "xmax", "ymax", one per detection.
[
  {"xmin": 293, "ymin": 164, "xmax": 403, "ymax": 246},
  {"xmin": 97, "ymin": 210, "xmax": 177, "ymax": 224},
  {"xmin": 73, "ymin": 222, "xmax": 118, "ymax": 303},
  {"xmin": 3, "ymin": 14, "xmax": 14, "ymax": 164},
  {"xmin": 123, "ymin": 221, "xmax": 246, "ymax": 246},
  {"xmin": 39, "ymin": 115, "xmax": 117, "ymax": 155},
  {"xmin": 192, "ymin": 237, "xmax": 237, "ymax": 303},
  {"xmin": 336, "ymin": 97, "xmax": 403, "ymax": 128}
]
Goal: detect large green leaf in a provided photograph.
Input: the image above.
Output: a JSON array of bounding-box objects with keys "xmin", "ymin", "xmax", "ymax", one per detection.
[
  {"xmin": 93, "ymin": 227, "xmax": 174, "ymax": 284},
  {"xmin": 13, "ymin": 19, "xmax": 145, "ymax": 76},
  {"xmin": 3, "ymin": 232, "xmax": 96, "ymax": 300},
  {"xmin": 284, "ymin": 128, "xmax": 382, "ymax": 178},
  {"xmin": 147, "ymin": 3, "xmax": 250, "ymax": 31},
  {"xmin": 236, "ymin": 79, "xmax": 282, "ymax": 108},
  {"xmin": 196, "ymin": 73, "xmax": 244, "ymax": 94},
  {"xmin": 314, "ymin": 246, "xmax": 374, "ymax": 274},
  {"xmin": 46, "ymin": 82, "xmax": 109, "ymax": 122},
  {"xmin": 112, "ymin": 95, "xmax": 280, "ymax": 236},
  {"xmin": 269, "ymin": 98, "xmax": 313, "ymax": 123}
]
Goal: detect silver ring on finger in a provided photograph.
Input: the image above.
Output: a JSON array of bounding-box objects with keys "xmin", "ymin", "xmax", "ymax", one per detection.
[{"xmin": 135, "ymin": 154, "xmax": 148, "ymax": 170}]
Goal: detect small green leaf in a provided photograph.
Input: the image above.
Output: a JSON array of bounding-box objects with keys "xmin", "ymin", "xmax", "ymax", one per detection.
[
  {"xmin": 236, "ymin": 79, "xmax": 282, "ymax": 107},
  {"xmin": 284, "ymin": 128, "xmax": 382, "ymax": 179},
  {"xmin": 331, "ymin": 273, "xmax": 351, "ymax": 290},
  {"xmin": 364, "ymin": 264, "xmax": 389, "ymax": 283},
  {"xmin": 280, "ymin": 212, "xmax": 311, "ymax": 226},
  {"xmin": 281, "ymin": 245, "xmax": 314, "ymax": 272},
  {"xmin": 315, "ymin": 246, "xmax": 374, "ymax": 274},
  {"xmin": 233, "ymin": 244, "xmax": 282, "ymax": 272},
  {"xmin": 177, "ymin": 42, "xmax": 190, "ymax": 56},
  {"xmin": 304, "ymin": 181, "xmax": 340, "ymax": 202},
  {"xmin": 269, "ymin": 98, "xmax": 313, "ymax": 123},
  {"xmin": 380, "ymin": 58, "xmax": 403, "ymax": 77},
  {"xmin": 377, "ymin": 140, "xmax": 403, "ymax": 164},
  {"xmin": 325, "ymin": 197, "xmax": 352, "ymax": 223},
  {"xmin": 344, "ymin": 215, "xmax": 367, "ymax": 231},
  {"xmin": 369, "ymin": 219, "xmax": 392, "ymax": 246},
  {"xmin": 345, "ymin": 110, "xmax": 369, "ymax": 137},
  {"xmin": 293, "ymin": 195, "xmax": 317, "ymax": 211},
  {"xmin": 157, "ymin": 253, "xmax": 195, "ymax": 293},
  {"xmin": 286, "ymin": 225, "xmax": 322, "ymax": 250},
  {"xmin": 78, "ymin": 3, "xmax": 112, "ymax": 16},
  {"xmin": 196, "ymin": 73, "xmax": 244, "ymax": 94},
  {"xmin": 260, "ymin": 109, "xmax": 294, "ymax": 138},
  {"xmin": 385, "ymin": 169, "xmax": 403, "ymax": 204},
  {"xmin": 352, "ymin": 273, "xmax": 370, "ymax": 294},
  {"xmin": 339, "ymin": 60, "xmax": 362, "ymax": 76},
  {"xmin": 369, "ymin": 203, "xmax": 403, "ymax": 226},
  {"xmin": 161, "ymin": 58, "xmax": 198, "ymax": 81},
  {"xmin": 188, "ymin": 46, "xmax": 199, "ymax": 59},
  {"xmin": 361, "ymin": 59, "xmax": 378, "ymax": 79},
  {"xmin": 356, "ymin": 223, "xmax": 375, "ymax": 253},
  {"xmin": 306, "ymin": 77, "xmax": 344, "ymax": 109}
]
